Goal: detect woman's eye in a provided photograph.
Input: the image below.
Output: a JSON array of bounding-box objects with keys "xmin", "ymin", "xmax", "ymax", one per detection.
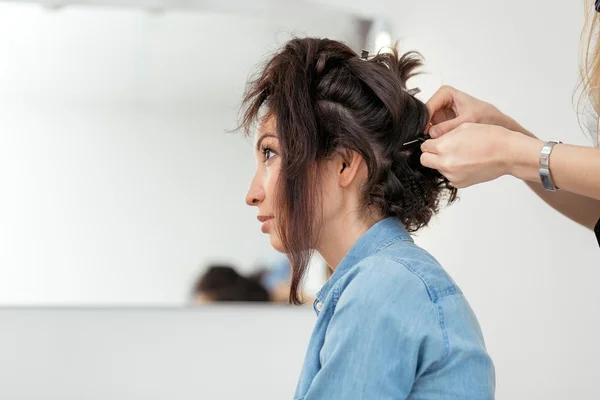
[{"xmin": 262, "ymin": 147, "xmax": 277, "ymax": 162}]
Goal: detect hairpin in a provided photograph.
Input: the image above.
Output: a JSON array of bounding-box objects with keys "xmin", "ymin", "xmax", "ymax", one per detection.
[
  {"xmin": 361, "ymin": 50, "xmax": 369, "ymax": 60},
  {"xmin": 402, "ymin": 135, "xmax": 429, "ymax": 147},
  {"xmin": 403, "ymin": 124, "xmax": 432, "ymax": 147}
]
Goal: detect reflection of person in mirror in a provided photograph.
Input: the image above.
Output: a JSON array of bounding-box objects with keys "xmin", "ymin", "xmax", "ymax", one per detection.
[
  {"xmin": 191, "ymin": 260, "xmax": 331, "ymax": 305},
  {"xmin": 419, "ymin": 2, "xmax": 600, "ymax": 249},
  {"xmin": 191, "ymin": 264, "xmax": 270, "ymax": 304},
  {"xmin": 241, "ymin": 38, "xmax": 494, "ymax": 399}
]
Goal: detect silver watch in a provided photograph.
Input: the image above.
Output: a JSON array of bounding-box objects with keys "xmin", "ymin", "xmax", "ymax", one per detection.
[{"xmin": 539, "ymin": 141, "xmax": 562, "ymax": 191}]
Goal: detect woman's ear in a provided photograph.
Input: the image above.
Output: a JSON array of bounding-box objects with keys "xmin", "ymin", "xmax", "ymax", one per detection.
[{"xmin": 337, "ymin": 150, "xmax": 364, "ymax": 188}]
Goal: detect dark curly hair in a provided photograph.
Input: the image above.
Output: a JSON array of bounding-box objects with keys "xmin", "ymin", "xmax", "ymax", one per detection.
[{"xmin": 241, "ymin": 37, "xmax": 457, "ymax": 304}]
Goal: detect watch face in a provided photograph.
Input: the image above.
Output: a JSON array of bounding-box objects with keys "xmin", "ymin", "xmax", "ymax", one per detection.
[{"xmin": 576, "ymin": 87, "xmax": 600, "ymax": 148}]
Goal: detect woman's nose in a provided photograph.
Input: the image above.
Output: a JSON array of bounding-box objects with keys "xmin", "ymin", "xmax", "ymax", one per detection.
[{"xmin": 245, "ymin": 180, "xmax": 265, "ymax": 206}]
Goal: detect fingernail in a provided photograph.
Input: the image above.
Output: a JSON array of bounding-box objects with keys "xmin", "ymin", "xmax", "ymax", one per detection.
[{"xmin": 430, "ymin": 127, "xmax": 440, "ymax": 138}]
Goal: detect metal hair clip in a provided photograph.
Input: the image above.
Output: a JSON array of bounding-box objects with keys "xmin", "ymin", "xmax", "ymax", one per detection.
[
  {"xmin": 361, "ymin": 50, "xmax": 370, "ymax": 60},
  {"xmin": 403, "ymin": 122, "xmax": 433, "ymax": 147},
  {"xmin": 406, "ymin": 87, "xmax": 421, "ymax": 96},
  {"xmin": 402, "ymin": 134, "xmax": 430, "ymax": 147}
]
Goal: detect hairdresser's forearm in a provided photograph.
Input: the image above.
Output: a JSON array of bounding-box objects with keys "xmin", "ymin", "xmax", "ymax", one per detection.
[
  {"xmin": 504, "ymin": 129, "xmax": 600, "ymax": 229},
  {"xmin": 525, "ymin": 180, "xmax": 600, "ymax": 229},
  {"xmin": 497, "ymin": 119, "xmax": 600, "ymax": 229},
  {"xmin": 510, "ymin": 137, "xmax": 600, "ymax": 201}
]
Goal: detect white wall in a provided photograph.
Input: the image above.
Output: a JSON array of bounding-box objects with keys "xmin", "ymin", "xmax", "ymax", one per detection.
[
  {"xmin": 389, "ymin": 1, "xmax": 600, "ymax": 398},
  {"xmin": 0, "ymin": 4, "xmax": 360, "ymax": 305},
  {"xmin": 0, "ymin": 307, "xmax": 315, "ymax": 400},
  {"xmin": 0, "ymin": 103, "xmax": 268, "ymax": 305}
]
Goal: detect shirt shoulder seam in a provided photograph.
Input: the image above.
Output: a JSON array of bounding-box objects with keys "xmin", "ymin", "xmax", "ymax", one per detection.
[{"xmin": 378, "ymin": 254, "xmax": 460, "ymax": 303}]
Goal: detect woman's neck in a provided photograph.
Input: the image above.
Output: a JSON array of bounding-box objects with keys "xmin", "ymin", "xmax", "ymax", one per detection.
[{"xmin": 317, "ymin": 212, "xmax": 383, "ymax": 271}]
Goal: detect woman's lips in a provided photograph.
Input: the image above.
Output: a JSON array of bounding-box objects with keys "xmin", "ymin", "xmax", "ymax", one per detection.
[{"xmin": 257, "ymin": 215, "xmax": 274, "ymax": 233}]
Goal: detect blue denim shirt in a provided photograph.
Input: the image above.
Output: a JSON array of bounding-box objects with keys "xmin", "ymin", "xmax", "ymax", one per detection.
[{"xmin": 294, "ymin": 218, "xmax": 495, "ymax": 400}]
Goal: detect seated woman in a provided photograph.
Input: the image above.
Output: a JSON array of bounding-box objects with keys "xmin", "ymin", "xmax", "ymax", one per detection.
[{"xmin": 241, "ymin": 38, "xmax": 495, "ymax": 399}]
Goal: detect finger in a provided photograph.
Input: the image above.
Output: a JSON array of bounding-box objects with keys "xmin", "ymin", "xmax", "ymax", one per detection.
[
  {"xmin": 429, "ymin": 117, "xmax": 465, "ymax": 138},
  {"xmin": 420, "ymin": 151, "xmax": 441, "ymax": 170},
  {"xmin": 425, "ymin": 86, "xmax": 456, "ymax": 121},
  {"xmin": 424, "ymin": 121, "xmax": 433, "ymax": 134},
  {"xmin": 420, "ymin": 138, "xmax": 439, "ymax": 154},
  {"xmin": 430, "ymin": 108, "xmax": 456, "ymax": 127}
]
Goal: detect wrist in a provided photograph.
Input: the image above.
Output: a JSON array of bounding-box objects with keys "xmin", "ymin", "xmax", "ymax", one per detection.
[{"xmin": 506, "ymin": 132, "xmax": 545, "ymax": 182}]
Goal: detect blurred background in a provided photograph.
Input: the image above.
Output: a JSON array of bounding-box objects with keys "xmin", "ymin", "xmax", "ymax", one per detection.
[
  {"xmin": 0, "ymin": 0, "xmax": 598, "ymax": 399},
  {"xmin": 0, "ymin": 0, "xmax": 366, "ymax": 305}
]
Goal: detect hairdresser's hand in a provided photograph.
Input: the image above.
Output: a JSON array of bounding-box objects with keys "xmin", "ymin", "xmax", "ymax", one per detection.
[
  {"xmin": 420, "ymin": 123, "xmax": 531, "ymax": 188},
  {"xmin": 426, "ymin": 86, "xmax": 516, "ymax": 138}
]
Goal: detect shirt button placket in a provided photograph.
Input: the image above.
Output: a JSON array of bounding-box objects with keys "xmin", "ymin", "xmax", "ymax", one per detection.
[{"xmin": 315, "ymin": 301, "xmax": 323, "ymax": 313}]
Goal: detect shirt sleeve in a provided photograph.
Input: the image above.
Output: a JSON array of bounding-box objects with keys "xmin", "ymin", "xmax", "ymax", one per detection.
[{"xmin": 302, "ymin": 265, "xmax": 444, "ymax": 400}]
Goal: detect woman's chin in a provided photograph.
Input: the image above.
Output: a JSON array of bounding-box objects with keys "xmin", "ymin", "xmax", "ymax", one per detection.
[{"xmin": 269, "ymin": 235, "xmax": 286, "ymax": 253}]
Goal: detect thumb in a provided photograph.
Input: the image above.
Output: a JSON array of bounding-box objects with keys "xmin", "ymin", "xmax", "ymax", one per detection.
[
  {"xmin": 419, "ymin": 151, "xmax": 441, "ymax": 170},
  {"xmin": 429, "ymin": 117, "xmax": 465, "ymax": 138}
]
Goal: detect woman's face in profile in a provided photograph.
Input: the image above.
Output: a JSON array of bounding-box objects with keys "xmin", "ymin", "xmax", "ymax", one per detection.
[
  {"xmin": 245, "ymin": 115, "xmax": 352, "ymax": 253},
  {"xmin": 246, "ymin": 116, "xmax": 285, "ymax": 252}
]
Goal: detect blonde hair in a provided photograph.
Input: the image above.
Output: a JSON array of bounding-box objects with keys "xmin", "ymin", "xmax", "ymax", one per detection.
[{"xmin": 579, "ymin": 0, "xmax": 600, "ymax": 108}]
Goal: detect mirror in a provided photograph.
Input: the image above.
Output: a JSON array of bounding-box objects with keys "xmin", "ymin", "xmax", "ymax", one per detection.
[{"xmin": 0, "ymin": 1, "xmax": 385, "ymax": 306}]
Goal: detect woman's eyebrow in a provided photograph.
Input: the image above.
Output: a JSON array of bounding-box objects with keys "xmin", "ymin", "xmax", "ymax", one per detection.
[{"xmin": 255, "ymin": 133, "xmax": 278, "ymax": 151}]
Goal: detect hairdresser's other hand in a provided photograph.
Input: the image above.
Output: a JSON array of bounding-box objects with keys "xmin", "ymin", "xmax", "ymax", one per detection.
[
  {"xmin": 426, "ymin": 86, "xmax": 514, "ymax": 138},
  {"xmin": 420, "ymin": 123, "xmax": 534, "ymax": 188}
]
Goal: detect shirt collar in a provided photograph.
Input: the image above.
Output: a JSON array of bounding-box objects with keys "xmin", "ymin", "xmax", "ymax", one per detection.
[{"xmin": 315, "ymin": 218, "xmax": 413, "ymax": 304}]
